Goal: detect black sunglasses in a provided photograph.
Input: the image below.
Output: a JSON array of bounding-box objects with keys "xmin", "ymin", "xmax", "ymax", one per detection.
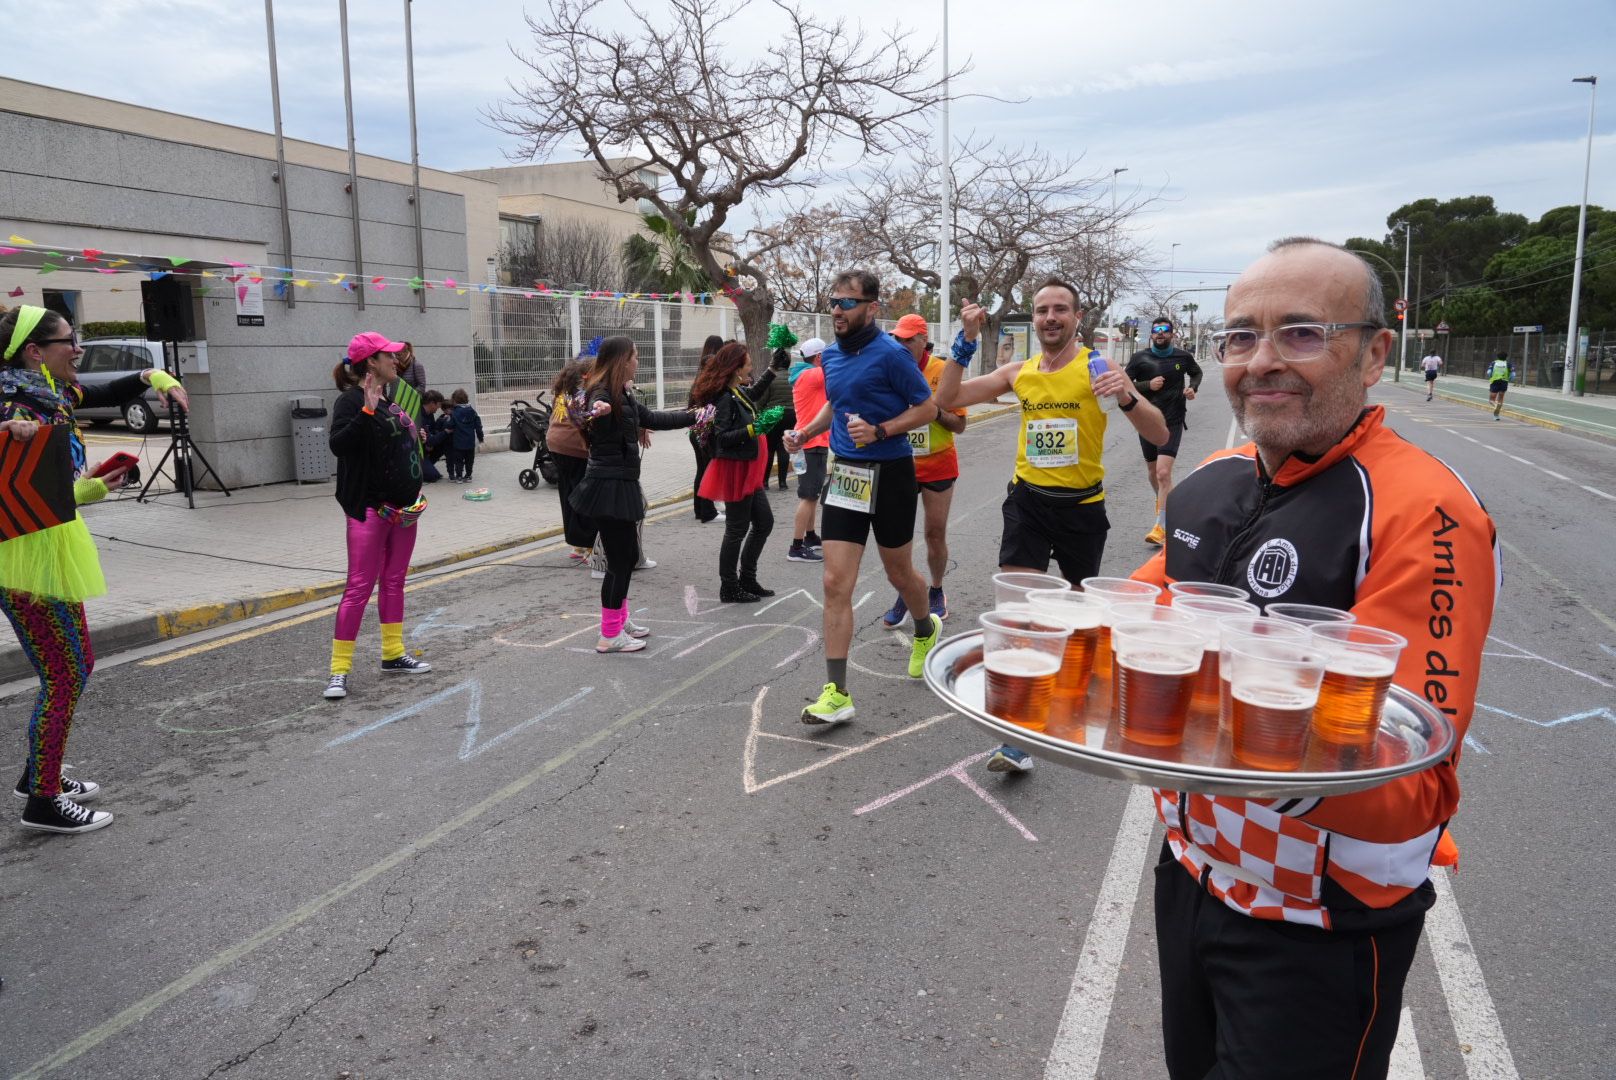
[
  {"xmin": 36, "ymin": 334, "xmax": 80, "ymax": 348},
  {"xmin": 828, "ymin": 297, "xmax": 877, "ymax": 312}
]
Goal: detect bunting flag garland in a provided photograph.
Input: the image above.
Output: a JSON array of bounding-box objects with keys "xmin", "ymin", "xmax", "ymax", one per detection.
[{"xmin": 0, "ymin": 237, "xmax": 727, "ymax": 305}]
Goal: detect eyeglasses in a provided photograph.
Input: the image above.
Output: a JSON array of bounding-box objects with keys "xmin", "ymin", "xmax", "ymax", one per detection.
[
  {"xmin": 827, "ymin": 297, "xmax": 877, "ymax": 312},
  {"xmin": 1210, "ymin": 322, "xmax": 1383, "ymax": 365}
]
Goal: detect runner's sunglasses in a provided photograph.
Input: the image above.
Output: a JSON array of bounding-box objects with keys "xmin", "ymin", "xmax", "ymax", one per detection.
[{"xmin": 827, "ymin": 297, "xmax": 877, "ymax": 311}]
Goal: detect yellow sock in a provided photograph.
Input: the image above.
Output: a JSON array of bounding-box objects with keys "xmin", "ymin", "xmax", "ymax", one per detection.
[
  {"xmin": 381, "ymin": 622, "xmax": 405, "ymax": 662},
  {"xmin": 330, "ymin": 638, "xmax": 356, "ymax": 675}
]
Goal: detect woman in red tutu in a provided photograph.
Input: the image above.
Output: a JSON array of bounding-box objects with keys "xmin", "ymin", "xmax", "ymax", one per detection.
[{"xmin": 690, "ymin": 342, "xmax": 787, "ymax": 602}]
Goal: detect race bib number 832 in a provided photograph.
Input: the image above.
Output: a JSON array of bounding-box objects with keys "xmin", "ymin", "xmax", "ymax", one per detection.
[{"xmin": 1025, "ymin": 417, "xmax": 1078, "ymax": 468}]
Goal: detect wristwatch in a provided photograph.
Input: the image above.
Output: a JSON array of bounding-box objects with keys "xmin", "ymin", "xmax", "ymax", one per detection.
[
  {"xmin": 1119, "ymin": 394, "xmax": 1139, "ymax": 413},
  {"xmin": 874, "ymin": 422, "xmax": 889, "ymax": 441}
]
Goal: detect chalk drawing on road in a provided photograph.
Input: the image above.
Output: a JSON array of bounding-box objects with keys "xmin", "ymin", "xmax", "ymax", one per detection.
[
  {"xmin": 324, "ymin": 679, "xmax": 595, "ymax": 760},
  {"xmin": 492, "ymin": 613, "xmax": 601, "ymax": 651},
  {"xmin": 674, "ymin": 624, "xmax": 820, "ymax": 669},
  {"xmin": 1483, "ymin": 634, "xmax": 1612, "ymax": 688},
  {"xmin": 154, "ymin": 678, "xmax": 327, "ymax": 734},
  {"xmin": 409, "ymin": 606, "xmax": 480, "ymax": 641},
  {"xmin": 853, "ymin": 749, "xmax": 1038, "ymax": 841},
  {"xmin": 1476, "ymin": 702, "xmax": 1616, "ymax": 730},
  {"xmin": 742, "ymin": 685, "xmax": 950, "ymax": 795}
]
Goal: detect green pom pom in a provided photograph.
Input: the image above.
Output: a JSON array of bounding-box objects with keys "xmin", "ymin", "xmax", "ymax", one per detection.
[
  {"xmin": 754, "ymin": 405, "xmax": 786, "ymax": 434},
  {"xmin": 765, "ymin": 323, "xmax": 799, "ymax": 351}
]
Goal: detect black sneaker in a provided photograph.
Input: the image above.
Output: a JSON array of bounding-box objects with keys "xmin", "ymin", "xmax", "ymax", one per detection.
[
  {"xmin": 740, "ymin": 578, "xmax": 776, "ymax": 598},
  {"xmin": 20, "ymin": 793, "xmax": 113, "ymax": 835},
  {"xmin": 787, "ymin": 541, "xmax": 823, "ymax": 563},
  {"xmin": 12, "ymin": 774, "xmax": 100, "ymax": 803},
  {"xmin": 380, "ymin": 655, "xmax": 433, "ymax": 674},
  {"xmin": 323, "ymin": 674, "xmax": 349, "ymax": 699},
  {"xmin": 805, "ymin": 531, "xmax": 824, "ymax": 554},
  {"xmin": 720, "ymin": 582, "xmax": 762, "ymax": 603}
]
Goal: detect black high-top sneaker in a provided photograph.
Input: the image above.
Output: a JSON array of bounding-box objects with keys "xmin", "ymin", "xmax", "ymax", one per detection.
[{"xmin": 20, "ymin": 793, "xmax": 113, "ymax": 835}]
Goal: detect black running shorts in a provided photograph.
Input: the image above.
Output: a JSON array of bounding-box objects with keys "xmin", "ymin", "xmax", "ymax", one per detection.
[
  {"xmin": 820, "ymin": 455, "xmax": 919, "ymax": 549},
  {"xmin": 998, "ymin": 481, "xmax": 1109, "ymax": 582},
  {"xmin": 1490, "ymin": 379, "xmax": 1509, "ymax": 394},
  {"xmin": 796, "ymin": 447, "xmax": 828, "ymax": 501},
  {"xmin": 1140, "ymin": 423, "xmax": 1185, "ymax": 463}
]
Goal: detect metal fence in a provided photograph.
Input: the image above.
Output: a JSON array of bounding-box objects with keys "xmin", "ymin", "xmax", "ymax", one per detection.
[
  {"xmin": 1394, "ymin": 329, "xmax": 1616, "ymax": 394},
  {"xmin": 473, "ymin": 294, "xmax": 937, "ymax": 411}
]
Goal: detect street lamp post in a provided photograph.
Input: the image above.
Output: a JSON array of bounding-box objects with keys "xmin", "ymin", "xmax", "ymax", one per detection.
[
  {"xmin": 1169, "ymin": 243, "xmax": 1180, "ymax": 294},
  {"xmin": 1396, "ymin": 220, "xmax": 1412, "ymax": 376},
  {"xmin": 1111, "ymin": 167, "xmax": 1128, "ymax": 213},
  {"xmin": 1353, "ymin": 246, "xmax": 1405, "ymax": 383},
  {"xmin": 938, "ymin": 0, "xmax": 953, "ymax": 358},
  {"xmin": 1563, "ymin": 75, "xmax": 1598, "ymax": 396}
]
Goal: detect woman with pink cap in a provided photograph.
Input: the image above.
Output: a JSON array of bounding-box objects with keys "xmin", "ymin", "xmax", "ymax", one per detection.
[{"xmin": 322, "ymin": 332, "xmax": 432, "ymax": 700}]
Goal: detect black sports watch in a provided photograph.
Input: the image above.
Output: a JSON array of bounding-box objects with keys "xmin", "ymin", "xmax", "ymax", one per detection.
[
  {"xmin": 874, "ymin": 422, "xmax": 889, "ymax": 440},
  {"xmin": 1119, "ymin": 394, "xmax": 1139, "ymax": 413}
]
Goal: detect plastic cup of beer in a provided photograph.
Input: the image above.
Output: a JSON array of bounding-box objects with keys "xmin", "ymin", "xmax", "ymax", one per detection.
[
  {"xmin": 1025, "ymin": 589, "xmax": 1107, "ymax": 701},
  {"xmin": 1225, "ymin": 638, "xmax": 1329, "ymax": 770},
  {"xmin": 1308, "ymin": 623, "xmax": 1408, "ymax": 749},
  {"xmin": 1216, "ymin": 617, "xmax": 1310, "ymax": 731},
  {"xmin": 992, "ymin": 571, "xmax": 1070, "ymax": 612},
  {"xmin": 1111, "ymin": 621, "xmax": 1207, "ymax": 747},
  {"xmin": 1265, "ymin": 603, "xmax": 1357, "ymax": 628},
  {"xmin": 979, "ymin": 610, "xmax": 1072, "ymax": 733},
  {"xmin": 1080, "ymin": 578, "xmax": 1164, "ymax": 682},
  {"xmin": 1167, "ymin": 581, "xmax": 1252, "ymax": 604},
  {"xmin": 1171, "ymin": 597, "xmax": 1260, "ymax": 715}
]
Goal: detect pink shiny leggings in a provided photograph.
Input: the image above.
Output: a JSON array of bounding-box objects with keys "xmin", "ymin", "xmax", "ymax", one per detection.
[{"xmin": 333, "ymin": 509, "xmax": 419, "ymax": 641}]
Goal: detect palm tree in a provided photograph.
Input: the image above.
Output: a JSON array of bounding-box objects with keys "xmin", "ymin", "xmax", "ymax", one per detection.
[{"xmin": 623, "ymin": 211, "xmax": 710, "ymax": 296}]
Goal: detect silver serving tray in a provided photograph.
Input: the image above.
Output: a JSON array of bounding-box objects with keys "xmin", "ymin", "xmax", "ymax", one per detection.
[{"xmin": 924, "ymin": 630, "xmax": 1456, "ymax": 798}]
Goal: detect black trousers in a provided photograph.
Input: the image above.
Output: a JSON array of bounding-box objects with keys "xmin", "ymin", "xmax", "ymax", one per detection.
[
  {"xmin": 1154, "ymin": 846, "xmax": 1424, "ymax": 1080},
  {"xmin": 447, "ymin": 447, "xmax": 474, "ymax": 479},
  {"xmin": 766, "ymin": 407, "xmax": 795, "ymax": 487},
  {"xmin": 720, "ymin": 488, "xmax": 773, "ymax": 584},
  {"xmin": 596, "ymin": 519, "xmax": 640, "ymax": 609},
  {"xmin": 554, "ymin": 453, "xmax": 595, "ymax": 548},
  {"xmin": 690, "ymin": 431, "xmax": 718, "ymax": 522}
]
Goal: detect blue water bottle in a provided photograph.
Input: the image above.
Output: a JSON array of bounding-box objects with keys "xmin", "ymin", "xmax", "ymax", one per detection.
[{"xmin": 1087, "ymin": 350, "xmax": 1110, "ymax": 383}]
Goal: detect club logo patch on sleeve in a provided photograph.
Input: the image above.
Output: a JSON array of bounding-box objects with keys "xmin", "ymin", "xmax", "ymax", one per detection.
[{"xmin": 1247, "ymin": 538, "xmax": 1299, "ymax": 599}]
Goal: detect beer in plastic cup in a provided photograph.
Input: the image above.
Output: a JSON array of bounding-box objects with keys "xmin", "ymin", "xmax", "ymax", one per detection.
[
  {"xmin": 1112, "ymin": 621, "xmax": 1207, "ymax": 747},
  {"xmin": 1265, "ymin": 602, "xmax": 1357, "ymax": 628},
  {"xmin": 992, "ymin": 571, "xmax": 1069, "ymax": 612},
  {"xmin": 1171, "ymin": 597, "xmax": 1260, "ymax": 715},
  {"xmin": 1025, "ymin": 588, "xmax": 1107, "ymax": 700},
  {"xmin": 1226, "ymin": 638, "xmax": 1328, "ymax": 770},
  {"xmin": 1308, "ymin": 623, "xmax": 1407, "ymax": 748},
  {"xmin": 1167, "ymin": 580, "xmax": 1252, "ymax": 604},
  {"xmin": 1079, "ymin": 577, "xmax": 1163, "ymax": 681},
  {"xmin": 979, "ymin": 610, "xmax": 1073, "ymax": 733},
  {"xmin": 1216, "ymin": 616, "xmax": 1309, "ymax": 732}
]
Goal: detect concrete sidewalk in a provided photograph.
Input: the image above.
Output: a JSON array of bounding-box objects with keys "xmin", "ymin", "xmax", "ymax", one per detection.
[
  {"xmin": 1383, "ymin": 370, "xmax": 1616, "ymax": 443},
  {"xmin": 1, "ymin": 401, "xmax": 1017, "ymax": 680}
]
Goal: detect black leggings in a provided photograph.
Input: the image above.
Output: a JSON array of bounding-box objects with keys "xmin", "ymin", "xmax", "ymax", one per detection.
[
  {"xmin": 555, "ymin": 453, "xmax": 594, "ymax": 548},
  {"xmin": 690, "ymin": 431, "xmax": 718, "ymax": 522},
  {"xmin": 597, "ymin": 519, "xmax": 640, "ymax": 609},
  {"xmin": 765, "ymin": 409, "xmax": 794, "ymax": 487},
  {"xmin": 720, "ymin": 489, "xmax": 773, "ymax": 584}
]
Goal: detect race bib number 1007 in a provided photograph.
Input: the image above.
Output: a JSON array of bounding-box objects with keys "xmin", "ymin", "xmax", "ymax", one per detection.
[
  {"xmin": 1025, "ymin": 417, "xmax": 1078, "ymax": 468},
  {"xmin": 823, "ymin": 459, "xmax": 877, "ymax": 513}
]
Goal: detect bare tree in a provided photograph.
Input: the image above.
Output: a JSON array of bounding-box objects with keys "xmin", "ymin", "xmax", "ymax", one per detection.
[
  {"xmin": 839, "ymin": 136, "xmax": 1151, "ymax": 341},
  {"xmin": 489, "ymin": 0, "xmax": 955, "ymax": 357},
  {"xmin": 501, "ymin": 217, "xmax": 627, "ymax": 292},
  {"xmin": 748, "ymin": 211, "xmax": 863, "ymax": 314},
  {"xmin": 1053, "ymin": 229, "xmax": 1155, "ymax": 348}
]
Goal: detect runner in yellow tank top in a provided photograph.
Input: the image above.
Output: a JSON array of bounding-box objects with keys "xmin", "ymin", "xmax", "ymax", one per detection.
[{"xmin": 936, "ymin": 279, "xmax": 1169, "ymax": 774}]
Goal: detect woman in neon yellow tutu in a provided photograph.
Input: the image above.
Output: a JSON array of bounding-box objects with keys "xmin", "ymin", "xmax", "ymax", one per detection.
[{"xmin": 1, "ymin": 305, "xmax": 188, "ymax": 835}]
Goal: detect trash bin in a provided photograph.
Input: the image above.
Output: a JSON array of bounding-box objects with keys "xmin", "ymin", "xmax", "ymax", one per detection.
[{"xmin": 291, "ymin": 396, "xmax": 336, "ymax": 483}]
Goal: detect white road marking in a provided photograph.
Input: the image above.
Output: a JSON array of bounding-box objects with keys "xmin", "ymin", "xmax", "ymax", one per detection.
[
  {"xmin": 1043, "ymin": 785, "xmax": 1158, "ymax": 1079},
  {"xmin": 1435, "ymin": 431, "xmax": 1616, "ymax": 501},
  {"xmin": 741, "ymin": 686, "xmax": 949, "ymax": 795},
  {"xmin": 1389, "ymin": 1007, "xmax": 1425, "ymax": 1079},
  {"xmin": 1579, "ymin": 483, "xmax": 1616, "ymax": 501},
  {"xmin": 1427, "ymin": 867, "xmax": 1521, "ymax": 1078}
]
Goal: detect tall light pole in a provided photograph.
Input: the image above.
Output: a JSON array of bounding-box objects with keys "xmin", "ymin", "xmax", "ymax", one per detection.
[
  {"xmin": 1396, "ymin": 220, "xmax": 1412, "ymax": 374},
  {"xmin": 1169, "ymin": 243, "xmax": 1180, "ymax": 294},
  {"xmin": 937, "ymin": 0, "xmax": 952, "ymax": 356},
  {"xmin": 1354, "ymin": 246, "xmax": 1405, "ymax": 382},
  {"xmin": 1563, "ymin": 75, "xmax": 1598, "ymax": 396},
  {"xmin": 1111, "ymin": 167, "xmax": 1128, "ymax": 213}
]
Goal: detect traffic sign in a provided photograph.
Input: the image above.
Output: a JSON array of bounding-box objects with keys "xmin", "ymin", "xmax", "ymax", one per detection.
[
  {"xmin": 1435, "ymin": 321, "xmax": 1450, "ymax": 334},
  {"xmin": 1513, "ymin": 324, "xmax": 1544, "ymax": 333},
  {"xmin": 1394, "ymin": 298, "xmax": 1408, "ymax": 313}
]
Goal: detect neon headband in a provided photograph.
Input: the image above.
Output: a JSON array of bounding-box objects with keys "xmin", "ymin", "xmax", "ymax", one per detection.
[{"xmin": 3, "ymin": 305, "xmax": 48, "ymax": 362}]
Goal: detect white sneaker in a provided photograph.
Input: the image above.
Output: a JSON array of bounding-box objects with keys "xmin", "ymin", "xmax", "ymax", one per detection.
[
  {"xmin": 635, "ymin": 557, "xmax": 658, "ymax": 570},
  {"xmin": 712, "ymin": 511, "xmax": 726, "ymax": 522},
  {"xmin": 624, "ymin": 616, "xmax": 650, "ymax": 639},
  {"xmin": 596, "ymin": 633, "xmax": 646, "ymax": 653}
]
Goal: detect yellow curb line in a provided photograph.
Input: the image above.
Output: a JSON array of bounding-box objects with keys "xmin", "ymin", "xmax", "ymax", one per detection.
[
  {"xmin": 144, "ymin": 486, "xmax": 694, "ymax": 644},
  {"xmin": 1389, "ymin": 377, "xmax": 1567, "ymax": 432}
]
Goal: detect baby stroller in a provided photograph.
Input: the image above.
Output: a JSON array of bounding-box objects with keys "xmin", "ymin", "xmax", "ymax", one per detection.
[{"xmin": 509, "ymin": 393, "xmax": 560, "ymax": 489}]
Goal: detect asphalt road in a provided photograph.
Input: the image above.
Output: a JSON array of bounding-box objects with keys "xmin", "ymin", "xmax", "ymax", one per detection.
[{"xmin": 2, "ymin": 378, "xmax": 1612, "ymax": 1079}]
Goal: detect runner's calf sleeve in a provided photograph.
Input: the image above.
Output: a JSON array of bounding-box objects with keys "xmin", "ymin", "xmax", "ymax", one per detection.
[
  {"xmin": 827, "ymin": 658, "xmax": 848, "ymax": 693},
  {"xmin": 913, "ymin": 614, "xmax": 932, "ymax": 637}
]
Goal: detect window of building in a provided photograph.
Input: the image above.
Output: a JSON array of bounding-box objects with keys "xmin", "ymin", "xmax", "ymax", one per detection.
[{"xmin": 42, "ymin": 289, "xmax": 80, "ymax": 326}]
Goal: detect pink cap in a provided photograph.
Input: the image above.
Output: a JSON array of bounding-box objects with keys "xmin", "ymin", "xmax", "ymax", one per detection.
[
  {"xmin": 346, "ymin": 331, "xmax": 407, "ymax": 363},
  {"xmin": 892, "ymin": 314, "xmax": 929, "ymax": 340}
]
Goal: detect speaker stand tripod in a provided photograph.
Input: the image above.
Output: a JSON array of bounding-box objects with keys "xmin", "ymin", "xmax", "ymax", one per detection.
[{"xmin": 137, "ymin": 340, "xmax": 232, "ymax": 508}]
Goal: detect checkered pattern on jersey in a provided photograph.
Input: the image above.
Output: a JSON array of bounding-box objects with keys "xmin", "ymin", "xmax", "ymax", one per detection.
[{"xmin": 1154, "ymin": 789, "xmax": 1330, "ymax": 928}]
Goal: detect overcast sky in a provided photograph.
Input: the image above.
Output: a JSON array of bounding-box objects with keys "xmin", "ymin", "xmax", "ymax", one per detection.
[{"xmin": 10, "ymin": 0, "xmax": 1614, "ymax": 307}]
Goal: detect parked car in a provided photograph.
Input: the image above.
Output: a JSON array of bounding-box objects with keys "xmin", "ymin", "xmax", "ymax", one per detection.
[{"xmin": 74, "ymin": 338, "xmax": 168, "ymax": 433}]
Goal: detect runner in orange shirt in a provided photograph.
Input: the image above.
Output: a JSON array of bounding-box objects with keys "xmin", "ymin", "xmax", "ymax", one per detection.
[{"xmin": 879, "ymin": 314, "xmax": 968, "ymax": 626}]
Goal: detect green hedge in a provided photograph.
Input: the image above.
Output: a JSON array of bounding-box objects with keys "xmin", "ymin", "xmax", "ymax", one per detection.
[{"xmin": 81, "ymin": 320, "xmax": 148, "ymax": 339}]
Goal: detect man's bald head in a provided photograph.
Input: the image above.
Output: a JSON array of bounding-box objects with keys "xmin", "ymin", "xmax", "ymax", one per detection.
[{"xmin": 1259, "ymin": 237, "xmax": 1386, "ymax": 328}]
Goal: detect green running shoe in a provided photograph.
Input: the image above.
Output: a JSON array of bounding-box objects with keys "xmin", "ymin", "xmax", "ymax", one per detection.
[
  {"xmin": 801, "ymin": 683, "xmax": 855, "ymax": 725},
  {"xmin": 908, "ymin": 614, "xmax": 942, "ymax": 678}
]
